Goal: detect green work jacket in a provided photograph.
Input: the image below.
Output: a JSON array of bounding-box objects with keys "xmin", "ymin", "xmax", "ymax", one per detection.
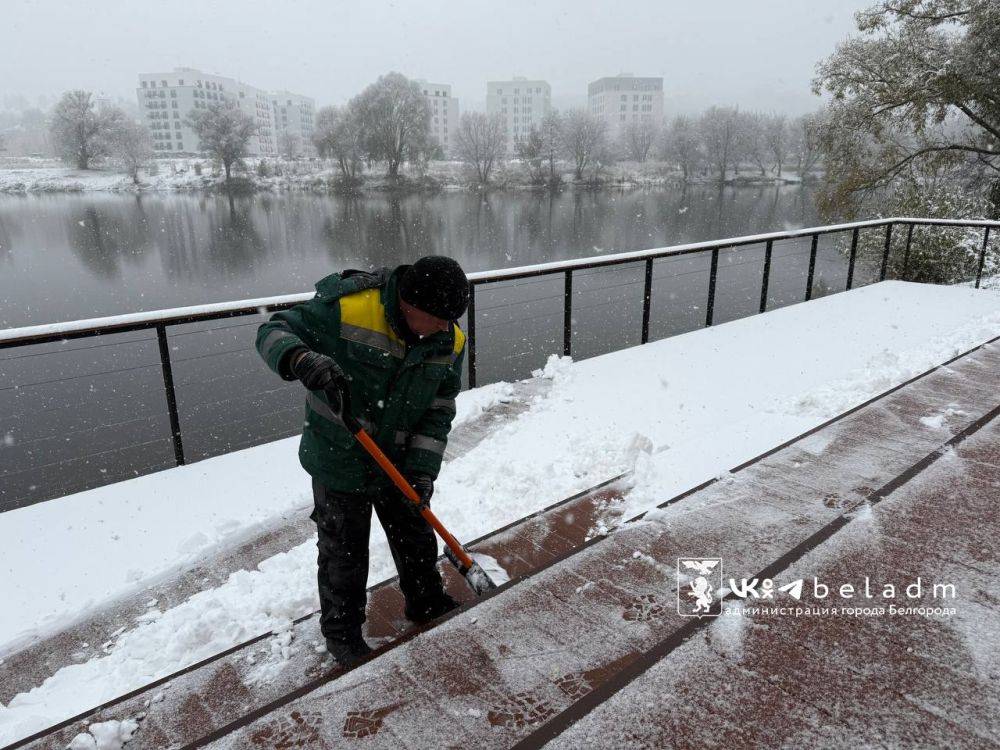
[{"xmin": 256, "ymin": 265, "xmax": 465, "ymax": 492}]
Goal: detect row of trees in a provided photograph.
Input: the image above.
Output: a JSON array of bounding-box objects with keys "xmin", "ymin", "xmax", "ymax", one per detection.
[
  {"xmin": 47, "ymin": 89, "xmax": 262, "ymax": 185},
  {"xmin": 45, "ymin": 74, "xmax": 823, "ymax": 190},
  {"xmin": 447, "ymin": 107, "xmax": 823, "ymax": 186}
]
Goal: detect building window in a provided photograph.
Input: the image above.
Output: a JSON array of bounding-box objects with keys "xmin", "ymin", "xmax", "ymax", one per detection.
[
  {"xmin": 141, "ymin": 81, "xmax": 147, "ymax": 89},
  {"xmin": 178, "ymin": 79, "xmax": 184, "ymax": 86},
  {"xmin": 161, "ymin": 80, "xmax": 167, "ymax": 87}
]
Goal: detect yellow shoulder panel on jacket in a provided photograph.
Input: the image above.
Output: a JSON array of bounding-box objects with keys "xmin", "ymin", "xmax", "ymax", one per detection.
[{"xmin": 452, "ymin": 323, "xmax": 466, "ymax": 355}]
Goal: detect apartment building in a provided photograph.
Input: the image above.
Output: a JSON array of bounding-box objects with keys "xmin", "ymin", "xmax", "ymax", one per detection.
[
  {"xmin": 588, "ymin": 74, "xmax": 664, "ymax": 132},
  {"xmin": 486, "ymin": 77, "xmax": 551, "ymax": 153},
  {"xmin": 416, "ymin": 80, "xmax": 459, "ymax": 157},
  {"xmin": 136, "ymin": 68, "xmax": 313, "ymax": 157},
  {"xmin": 270, "ymin": 90, "xmax": 316, "ymax": 154}
]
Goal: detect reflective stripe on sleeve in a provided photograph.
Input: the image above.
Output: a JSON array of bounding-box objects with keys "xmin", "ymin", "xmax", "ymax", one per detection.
[
  {"xmin": 409, "ymin": 434, "xmax": 447, "ymax": 456},
  {"xmin": 260, "ymin": 328, "xmax": 299, "ymax": 359}
]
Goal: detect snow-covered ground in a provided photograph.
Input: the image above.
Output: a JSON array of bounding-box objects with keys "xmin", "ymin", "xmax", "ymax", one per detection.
[{"xmin": 1, "ymin": 280, "xmax": 999, "ymax": 744}]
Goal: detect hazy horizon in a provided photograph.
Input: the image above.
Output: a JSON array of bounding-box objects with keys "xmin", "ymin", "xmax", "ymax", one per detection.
[{"xmin": 3, "ymin": 1, "xmax": 871, "ymax": 115}]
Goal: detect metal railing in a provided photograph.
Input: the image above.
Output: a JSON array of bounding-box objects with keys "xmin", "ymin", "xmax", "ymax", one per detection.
[{"xmin": 1, "ymin": 216, "xmax": 997, "ymax": 471}]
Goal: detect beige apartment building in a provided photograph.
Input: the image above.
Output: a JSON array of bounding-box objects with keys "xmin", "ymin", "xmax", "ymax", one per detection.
[
  {"xmin": 136, "ymin": 68, "xmax": 314, "ymax": 157},
  {"xmin": 486, "ymin": 77, "xmax": 551, "ymax": 153},
  {"xmin": 588, "ymin": 74, "xmax": 664, "ymax": 132},
  {"xmin": 271, "ymin": 90, "xmax": 316, "ymax": 155},
  {"xmin": 416, "ymin": 80, "xmax": 459, "ymax": 157}
]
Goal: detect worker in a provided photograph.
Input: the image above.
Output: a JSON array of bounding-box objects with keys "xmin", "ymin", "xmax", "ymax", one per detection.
[{"xmin": 255, "ymin": 256, "xmax": 469, "ymax": 667}]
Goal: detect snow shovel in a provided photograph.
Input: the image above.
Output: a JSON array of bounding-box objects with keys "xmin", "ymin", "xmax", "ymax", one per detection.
[{"xmin": 322, "ymin": 383, "xmax": 498, "ymax": 596}]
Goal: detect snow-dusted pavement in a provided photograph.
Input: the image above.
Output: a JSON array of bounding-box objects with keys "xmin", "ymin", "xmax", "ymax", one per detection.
[{"xmin": 1, "ymin": 280, "xmax": 999, "ymax": 746}]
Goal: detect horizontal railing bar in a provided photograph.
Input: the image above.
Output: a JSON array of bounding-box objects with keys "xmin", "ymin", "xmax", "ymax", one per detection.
[{"xmin": 3, "ymin": 217, "xmax": 997, "ymax": 349}]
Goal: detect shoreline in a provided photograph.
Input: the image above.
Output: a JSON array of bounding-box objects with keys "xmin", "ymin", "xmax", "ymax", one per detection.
[{"xmin": 0, "ymin": 158, "xmax": 809, "ymax": 196}]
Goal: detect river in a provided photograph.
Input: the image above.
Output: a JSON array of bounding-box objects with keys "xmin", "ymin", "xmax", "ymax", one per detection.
[{"xmin": 2, "ymin": 184, "xmax": 879, "ymax": 510}]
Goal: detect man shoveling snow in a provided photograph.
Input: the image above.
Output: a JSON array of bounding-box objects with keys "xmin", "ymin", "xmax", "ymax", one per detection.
[{"xmin": 256, "ymin": 256, "xmax": 470, "ymax": 667}]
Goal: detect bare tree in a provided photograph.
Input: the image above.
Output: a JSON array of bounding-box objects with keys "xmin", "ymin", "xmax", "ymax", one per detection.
[
  {"xmin": 313, "ymin": 105, "xmax": 365, "ymax": 180},
  {"xmin": 661, "ymin": 115, "xmax": 702, "ymax": 180},
  {"xmin": 351, "ymin": 72, "xmax": 431, "ymax": 178},
  {"xmin": 742, "ymin": 112, "xmax": 772, "ymax": 177},
  {"xmin": 789, "ymin": 111, "xmax": 824, "ymax": 180},
  {"xmin": 111, "ymin": 119, "xmax": 154, "ymax": 184},
  {"xmin": 561, "ymin": 109, "xmax": 608, "ymax": 180},
  {"xmin": 50, "ymin": 90, "xmax": 124, "ymax": 169},
  {"xmin": 455, "ymin": 112, "xmax": 507, "ymax": 183},
  {"xmin": 539, "ymin": 111, "xmax": 563, "ymax": 184},
  {"xmin": 621, "ymin": 119, "xmax": 661, "ymax": 162},
  {"xmin": 699, "ymin": 106, "xmax": 740, "ymax": 184},
  {"xmin": 515, "ymin": 125, "xmax": 546, "ymax": 183},
  {"xmin": 187, "ymin": 102, "xmax": 257, "ymax": 185},
  {"xmin": 279, "ymin": 132, "xmax": 301, "ymax": 161},
  {"xmin": 764, "ymin": 114, "xmax": 788, "ymax": 177}
]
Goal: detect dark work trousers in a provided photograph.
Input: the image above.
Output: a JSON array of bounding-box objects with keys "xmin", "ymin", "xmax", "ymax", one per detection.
[{"xmin": 311, "ymin": 477, "xmax": 445, "ymax": 639}]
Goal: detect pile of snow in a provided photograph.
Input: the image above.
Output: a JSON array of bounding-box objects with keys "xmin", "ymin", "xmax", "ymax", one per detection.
[{"xmin": 0, "ymin": 281, "xmax": 998, "ymax": 745}]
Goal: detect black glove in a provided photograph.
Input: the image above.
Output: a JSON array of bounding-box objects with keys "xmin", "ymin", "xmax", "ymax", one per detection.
[
  {"xmin": 291, "ymin": 350, "xmax": 346, "ymax": 392},
  {"xmin": 291, "ymin": 350, "xmax": 349, "ymax": 414},
  {"xmin": 404, "ymin": 473, "xmax": 434, "ymax": 513}
]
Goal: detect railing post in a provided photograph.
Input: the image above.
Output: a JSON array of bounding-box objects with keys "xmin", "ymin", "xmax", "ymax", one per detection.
[
  {"xmin": 641, "ymin": 258, "xmax": 653, "ymax": 344},
  {"xmin": 901, "ymin": 223, "xmax": 915, "ymax": 280},
  {"xmin": 563, "ymin": 269, "xmax": 573, "ymax": 356},
  {"xmin": 705, "ymin": 247, "xmax": 719, "ymax": 326},
  {"xmin": 879, "ymin": 222, "xmax": 894, "ymax": 281},
  {"xmin": 846, "ymin": 227, "xmax": 859, "ymax": 290},
  {"xmin": 975, "ymin": 227, "xmax": 991, "ymax": 289},
  {"xmin": 466, "ymin": 283, "xmax": 477, "ymax": 388},
  {"xmin": 804, "ymin": 233, "xmax": 819, "ymax": 301},
  {"xmin": 759, "ymin": 239, "xmax": 773, "ymax": 313},
  {"xmin": 156, "ymin": 324, "xmax": 185, "ymax": 466}
]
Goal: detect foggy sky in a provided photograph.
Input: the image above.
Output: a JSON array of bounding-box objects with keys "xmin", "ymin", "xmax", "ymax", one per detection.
[{"xmin": 2, "ymin": 0, "xmax": 871, "ymax": 115}]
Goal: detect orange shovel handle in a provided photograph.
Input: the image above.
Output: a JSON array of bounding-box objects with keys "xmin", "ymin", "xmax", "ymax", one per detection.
[{"xmin": 353, "ymin": 428, "xmax": 475, "ymax": 571}]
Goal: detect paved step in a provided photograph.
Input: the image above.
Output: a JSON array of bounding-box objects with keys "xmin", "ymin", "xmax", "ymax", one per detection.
[{"xmin": 10, "ymin": 477, "xmax": 627, "ymax": 750}]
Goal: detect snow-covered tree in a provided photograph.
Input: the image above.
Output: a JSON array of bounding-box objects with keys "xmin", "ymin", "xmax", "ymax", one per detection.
[
  {"xmin": 110, "ymin": 119, "xmax": 153, "ymax": 184},
  {"xmin": 50, "ymin": 90, "xmax": 125, "ymax": 169},
  {"xmin": 561, "ymin": 109, "xmax": 609, "ymax": 180},
  {"xmin": 764, "ymin": 114, "xmax": 788, "ymax": 177},
  {"xmin": 313, "ymin": 105, "xmax": 365, "ymax": 181},
  {"xmin": 661, "ymin": 115, "xmax": 702, "ymax": 180},
  {"xmin": 187, "ymin": 102, "xmax": 257, "ymax": 185},
  {"xmin": 698, "ymin": 106, "xmax": 740, "ymax": 184},
  {"xmin": 351, "ymin": 72, "xmax": 431, "ymax": 178},
  {"xmin": 620, "ymin": 119, "xmax": 660, "ymax": 162},
  {"xmin": 515, "ymin": 125, "xmax": 546, "ymax": 184},
  {"xmin": 279, "ymin": 132, "xmax": 301, "ymax": 161},
  {"xmin": 455, "ymin": 112, "xmax": 507, "ymax": 184},
  {"xmin": 538, "ymin": 111, "xmax": 563, "ymax": 185}
]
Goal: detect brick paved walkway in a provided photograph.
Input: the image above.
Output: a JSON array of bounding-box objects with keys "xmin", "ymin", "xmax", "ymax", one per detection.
[{"xmin": 14, "ymin": 338, "xmax": 999, "ymax": 750}]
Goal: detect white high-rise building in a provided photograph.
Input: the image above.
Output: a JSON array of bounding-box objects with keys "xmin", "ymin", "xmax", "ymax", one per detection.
[
  {"xmin": 136, "ymin": 68, "xmax": 312, "ymax": 157},
  {"xmin": 486, "ymin": 77, "xmax": 551, "ymax": 154},
  {"xmin": 416, "ymin": 81, "xmax": 458, "ymax": 157},
  {"xmin": 588, "ymin": 74, "xmax": 664, "ymax": 133},
  {"xmin": 270, "ymin": 90, "xmax": 316, "ymax": 155}
]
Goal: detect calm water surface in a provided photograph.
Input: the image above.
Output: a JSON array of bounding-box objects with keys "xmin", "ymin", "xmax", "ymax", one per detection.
[{"xmin": 4, "ymin": 185, "xmax": 876, "ymax": 510}]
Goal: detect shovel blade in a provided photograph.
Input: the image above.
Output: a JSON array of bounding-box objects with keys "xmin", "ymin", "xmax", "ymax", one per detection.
[{"xmin": 445, "ymin": 546, "xmax": 498, "ymax": 595}]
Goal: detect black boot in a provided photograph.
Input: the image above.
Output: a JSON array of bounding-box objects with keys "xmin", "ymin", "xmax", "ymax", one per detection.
[
  {"xmin": 325, "ymin": 631, "xmax": 373, "ymax": 668},
  {"xmin": 404, "ymin": 591, "xmax": 459, "ymax": 624}
]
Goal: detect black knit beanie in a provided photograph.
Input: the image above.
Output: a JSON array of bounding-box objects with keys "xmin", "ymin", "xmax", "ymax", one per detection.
[{"xmin": 399, "ymin": 256, "xmax": 470, "ymax": 321}]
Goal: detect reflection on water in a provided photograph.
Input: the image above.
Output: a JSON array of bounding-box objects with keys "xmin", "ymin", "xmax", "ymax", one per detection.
[{"xmin": 0, "ymin": 185, "xmax": 817, "ymax": 328}]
